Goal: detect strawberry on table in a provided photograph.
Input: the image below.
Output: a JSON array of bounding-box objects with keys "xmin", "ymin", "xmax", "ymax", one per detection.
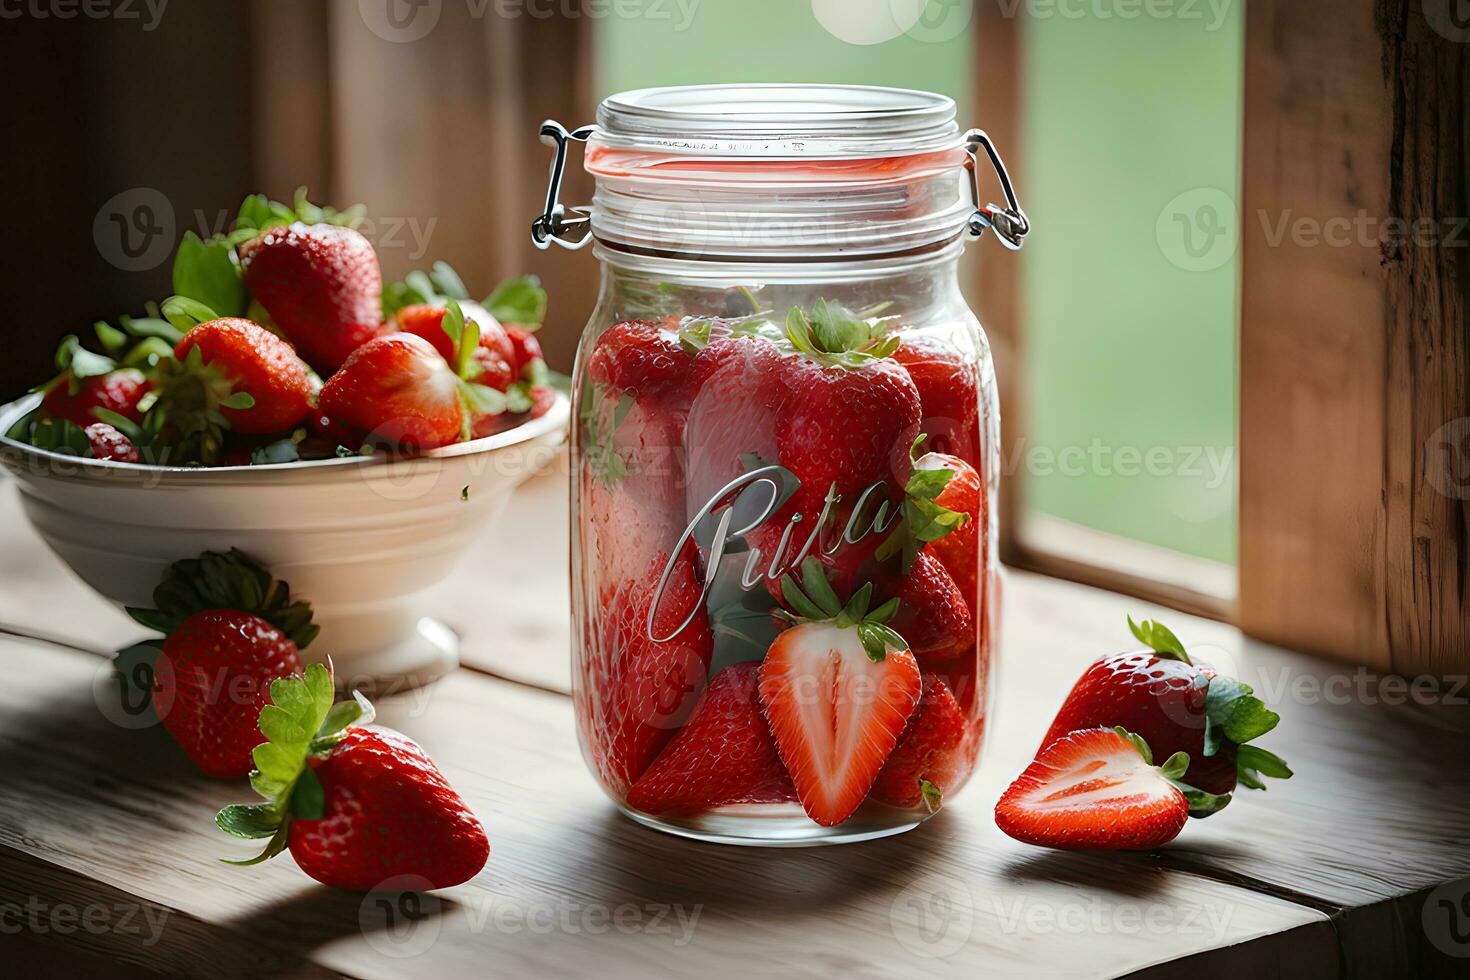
[
  {"xmin": 994, "ymin": 728, "xmax": 1219, "ymax": 851},
  {"xmin": 127, "ymin": 550, "xmax": 319, "ymax": 779},
  {"xmin": 627, "ymin": 663, "xmax": 795, "ymax": 815},
  {"xmin": 216, "ymin": 665, "xmax": 489, "ymax": 891},
  {"xmin": 239, "ymin": 222, "xmax": 386, "ymax": 374},
  {"xmin": 870, "ymin": 675, "xmax": 968, "ymax": 811},
  {"xmin": 1038, "ymin": 618, "xmax": 1293, "ymax": 798},
  {"xmin": 758, "ymin": 558, "xmax": 922, "ymax": 827}
]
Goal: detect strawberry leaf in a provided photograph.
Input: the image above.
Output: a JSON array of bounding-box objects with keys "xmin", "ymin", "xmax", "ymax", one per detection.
[
  {"xmin": 431, "ymin": 261, "xmax": 469, "ymax": 301},
  {"xmin": 173, "ymin": 231, "xmax": 248, "ymax": 318},
  {"xmin": 919, "ymin": 778, "xmax": 943, "ymax": 814},
  {"xmin": 1113, "ymin": 726, "xmax": 1154, "ymax": 765},
  {"xmin": 484, "ymin": 275, "xmax": 547, "ymax": 327},
  {"xmin": 125, "ymin": 549, "xmax": 320, "ymax": 649},
  {"xmin": 1127, "ymin": 616, "xmax": 1192, "ymax": 664},
  {"xmin": 1176, "ymin": 784, "xmax": 1233, "ymax": 817},
  {"xmin": 800, "ymin": 557, "xmax": 844, "ymax": 618},
  {"xmin": 216, "ymin": 803, "xmax": 279, "ymax": 840}
]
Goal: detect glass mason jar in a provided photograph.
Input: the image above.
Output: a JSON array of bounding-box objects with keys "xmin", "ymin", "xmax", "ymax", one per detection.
[{"xmin": 534, "ymin": 84, "xmax": 1028, "ymax": 845}]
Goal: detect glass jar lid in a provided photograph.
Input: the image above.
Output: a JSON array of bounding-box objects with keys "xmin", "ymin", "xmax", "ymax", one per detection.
[{"xmin": 592, "ymin": 84, "xmax": 964, "ymax": 159}]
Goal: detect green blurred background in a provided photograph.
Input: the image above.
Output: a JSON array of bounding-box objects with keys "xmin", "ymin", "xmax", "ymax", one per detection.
[{"xmin": 597, "ymin": 0, "xmax": 1241, "ymax": 567}]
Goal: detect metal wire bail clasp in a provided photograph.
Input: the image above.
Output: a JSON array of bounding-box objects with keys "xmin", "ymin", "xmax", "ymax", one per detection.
[
  {"xmin": 531, "ymin": 120, "xmax": 595, "ymax": 250},
  {"xmin": 964, "ymin": 129, "xmax": 1030, "ymax": 250}
]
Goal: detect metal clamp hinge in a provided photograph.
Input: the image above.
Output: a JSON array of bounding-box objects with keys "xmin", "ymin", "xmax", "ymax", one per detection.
[
  {"xmin": 964, "ymin": 129, "xmax": 1030, "ymax": 250},
  {"xmin": 531, "ymin": 120, "xmax": 596, "ymax": 251}
]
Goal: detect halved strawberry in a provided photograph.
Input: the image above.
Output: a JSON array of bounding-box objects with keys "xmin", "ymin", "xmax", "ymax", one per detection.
[
  {"xmin": 995, "ymin": 728, "xmax": 1210, "ymax": 851},
  {"xmin": 627, "ymin": 663, "xmax": 795, "ymax": 815},
  {"xmin": 870, "ymin": 675, "xmax": 967, "ymax": 810},
  {"xmin": 1039, "ymin": 618, "xmax": 1293, "ymax": 798},
  {"xmin": 758, "ymin": 558, "xmax": 922, "ymax": 827}
]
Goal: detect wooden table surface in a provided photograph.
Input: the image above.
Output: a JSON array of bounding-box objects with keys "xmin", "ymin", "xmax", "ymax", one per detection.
[{"xmin": 2, "ymin": 464, "xmax": 1469, "ymax": 979}]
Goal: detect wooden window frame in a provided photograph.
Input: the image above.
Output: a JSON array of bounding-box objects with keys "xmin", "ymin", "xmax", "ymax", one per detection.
[{"xmin": 976, "ymin": 0, "xmax": 1468, "ymax": 668}]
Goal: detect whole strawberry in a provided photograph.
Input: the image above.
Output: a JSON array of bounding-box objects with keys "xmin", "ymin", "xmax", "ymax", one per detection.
[
  {"xmin": 40, "ymin": 368, "xmax": 152, "ymax": 429},
  {"xmin": 395, "ymin": 303, "xmax": 514, "ymax": 391},
  {"xmin": 1039, "ymin": 618, "xmax": 1293, "ymax": 798},
  {"xmin": 587, "ymin": 317, "xmax": 692, "ymax": 403},
  {"xmin": 217, "ymin": 665, "xmax": 489, "ymax": 891},
  {"xmin": 870, "ymin": 675, "xmax": 968, "ymax": 811},
  {"xmin": 155, "ymin": 611, "xmax": 303, "ymax": 779},
  {"xmin": 239, "ymin": 222, "xmax": 386, "ymax": 373},
  {"xmin": 83, "ymin": 422, "xmax": 141, "ymax": 462},
  {"xmin": 775, "ymin": 301, "xmax": 920, "ymax": 523},
  {"xmin": 127, "ymin": 550, "xmax": 320, "ymax": 779},
  {"xmin": 172, "ymin": 318, "xmax": 314, "ymax": 434},
  {"xmin": 893, "ymin": 334, "xmax": 980, "ymax": 467},
  {"xmin": 627, "ymin": 663, "xmax": 795, "ymax": 815}
]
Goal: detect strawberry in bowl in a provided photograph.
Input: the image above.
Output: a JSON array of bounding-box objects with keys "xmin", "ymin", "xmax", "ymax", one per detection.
[{"xmin": 0, "ymin": 190, "xmax": 570, "ymax": 686}]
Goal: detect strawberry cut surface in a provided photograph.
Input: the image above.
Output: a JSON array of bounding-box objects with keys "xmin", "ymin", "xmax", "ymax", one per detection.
[
  {"xmin": 758, "ymin": 621, "xmax": 922, "ymax": 827},
  {"xmin": 994, "ymin": 728, "xmax": 1188, "ymax": 851},
  {"xmin": 627, "ymin": 663, "xmax": 795, "ymax": 815}
]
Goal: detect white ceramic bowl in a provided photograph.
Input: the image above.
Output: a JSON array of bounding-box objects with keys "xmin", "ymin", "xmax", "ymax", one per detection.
[{"xmin": 0, "ymin": 393, "xmax": 570, "ymax": 687}]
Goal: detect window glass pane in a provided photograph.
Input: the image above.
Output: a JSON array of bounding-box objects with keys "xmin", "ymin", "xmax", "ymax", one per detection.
[{"xmin": 1020, "ymin": 8, "xmax": 1242, "ymax": 568}]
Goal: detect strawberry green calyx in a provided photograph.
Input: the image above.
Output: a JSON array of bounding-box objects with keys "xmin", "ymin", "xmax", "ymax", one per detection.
[
  {"xmin": 784, "ymin": 299, "xmax": 900, "ymax": 370},
  {"xmin": 144, "ymin": 338, "xmax": 254, "ymax": 465},
  {"xmin": 1112, "ymin": 727, "xmax": 1232, "ymax": 818},
  {"xmin": 676, "ymin": 312, "xmax": 784, "ymax": 356},
  {"xmin": 234, "ymin": 187, "xmax": 366, "ymax": 240},
  {"xmin": 876, "ymin": 436, "xmax": 970, "ymax": 570},
  {"xmin": 775, "ymin": 556, "xmax": 908, "ymax": 664},
  {"xmin": 1126, "ymin": 616, "xmax": 1294, "ymax": 791},
  {"xmin": 439, "ymin": 298, "xmax": 511, "ymax": 439},
  {"xmin": 127, "ymin": 549, "xmax": 320, "ymax": 649},
  {"xmin": 579, "ymin": 378, "xmax": 634, "ymax": 487},
  {"xmin": 216, "ymin": 663, "xmax": 376, "ymax": 864}
]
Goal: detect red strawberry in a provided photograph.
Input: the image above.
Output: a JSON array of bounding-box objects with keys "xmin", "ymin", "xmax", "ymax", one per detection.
[
  {"xmin": 870, "ymin": 676, "xmax": 967, "ymax": 810},
  {"xmin": 153, "ymin": 610, "xmax": 303, "ymax": 778},
  {"xmin": 1038, "ymin": 618, "xmax": 1292, "ymax": 797},
  {"xmin": 888, "ymin": 553, "xmax": 973, "ymax": 661},
  {"xmin": 83, "ymin": 422, "xmax": 140, "ymax": 462},
  {"xmin": 40, "ymin": 368, "xmax": 151, "ymax": 428},
  {"xmin": 395, "ymin": 304, "xmax": 515, "ymax": 391},
  {"xmin": 995, "ymin": 728, "xmax": 1194, "ymax": 851},
  {"xmin": 627, "ymin": 663, "xmax": 795, "ymax": 815},
  {"xmin": 581, "ymin": 545, "xmax": 714, "ymax": 792},
  {"xmin": 172, "ymin": 318, "xmax": 314, "ymax": 435},
  {"xmin": 504, "ymin": 323, "xmax": 544, "ymax": 375},
  {"xmin": 586, "ymin": 317, "xmax": 692, "ymax": 402},
  {"xmin": 758, "ymin": 559, "xmax": 922, "ymax": 826},
  {"xmin": 129, "ymin": 550, "xmax": 320, "ymax": 779},
  {"xmin": 893, "ymin": 334, "xmax": 980, "ymax": 467},
  {"xmin": 239, "ymin": 223, "xmax": 386, "ymax": 373},
  {"xmin": 308, "ymin": 411, "xmax": 367, "ymax": 451},
  {"xmin": 775, "ymin": 304, "xmax": 920, "ymax": 524},
  {"xmin": 289, "ymin": 726, "xmax": 490, "ymax": 890},
  {"xmin": 318, "ymin": 333, "xmax": 463, "ymax": 450},
  {"xmin": 915, "ymin": 451, "xmax": 983, "ymax": 612},
  {"xmin": 216, "ymin": 666, "xmax": 488, "ymax": 891}
]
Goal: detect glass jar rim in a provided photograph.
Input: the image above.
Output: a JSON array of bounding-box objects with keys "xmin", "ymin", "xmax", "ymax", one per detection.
[{"xmin": 592, "ymin": 83, "xmax": 962, "ymax": 159}]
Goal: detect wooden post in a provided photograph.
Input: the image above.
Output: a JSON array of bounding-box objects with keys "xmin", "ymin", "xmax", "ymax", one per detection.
[{"xmin": 1239, "ymin": 0, "xmax": 1469, "ymax": 674}]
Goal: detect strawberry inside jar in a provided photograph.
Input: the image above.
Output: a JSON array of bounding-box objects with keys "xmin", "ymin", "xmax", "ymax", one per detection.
[{"xmin": 541, "ymin": 83, "xmax": 1028, "ymax": 844}]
